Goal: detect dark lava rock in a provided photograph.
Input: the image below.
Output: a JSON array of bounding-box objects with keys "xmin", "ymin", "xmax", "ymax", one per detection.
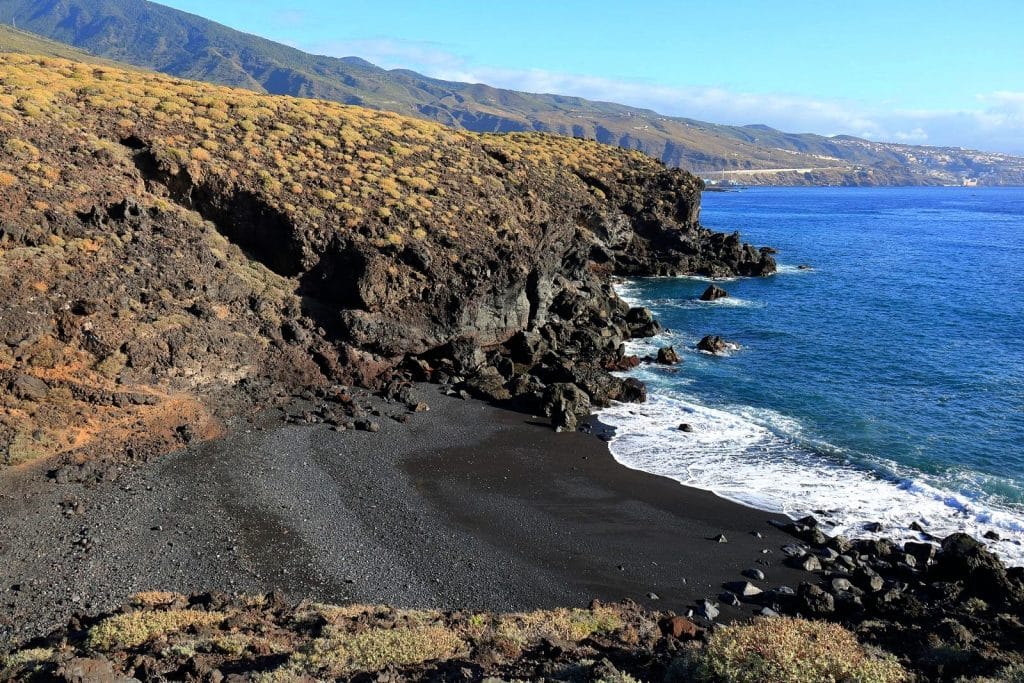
[
  {"xmin": 905, "ymin": 541, "xmax": 937, "ymax": 567},
  {"xmin": 625, "ymin": 307, "xmax": 661, "ymax": 338},
  {"xmin": 697, "ymin": 335, "xmax": 731, "ymax": 354},
  {"xmin": 655, "ymin": 345, "xmax": 681, "ymax": 365},
  {"xmin": 788, "ymin": 554, "xmax": 822, "ymax": 572},
  {"xmin": 463, "ymin": 366, "xmax": 512, "ymax": 402},
  {"xmin": 798, "ymin": 583, "xmax": 835, "ymax": 615},
  {"xmin": 853, "ymin": 567, "xmax": 884, "ymax": 592},
  {"xmin": 828, "ymin": 535, "xmax": 853, "ymax": 554},
  {"xmin": 355, "ymin": 420, "xmax": 380, "ymax": 433},
  {"xmin": 542, "ymin": 383, "xmax": 591, "ymax": 432},
  {"xmin": 700, "ymin": 284, "xmax": 729, "ymax": 301},
  {"xmin": 932, "ymin": 533, "xmax": 1020, "ymax": 601}
]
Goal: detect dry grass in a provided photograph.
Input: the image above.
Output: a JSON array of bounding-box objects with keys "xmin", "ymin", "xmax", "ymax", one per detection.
[
  {"xmin": 691, "ymin": 617, "xmax": 908, "ymax": 683},
  {"xmin": 289, "ymin": 623, "xmax": 466, "ymax": 677},
  {"xmin": 87, "ymin": 609, "xmax": 225, "ymax": 650},
  {"xmin": 0, "ymin": 52, "xmax": 662, "ymax": 241}
]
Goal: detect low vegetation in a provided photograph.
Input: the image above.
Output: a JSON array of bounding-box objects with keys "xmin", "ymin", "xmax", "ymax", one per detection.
[
  {"xmin": 0, "ymin": 593, "xmax": 913, "ymax": 682},
  {"xmin": 686, "ymin": 617, "xmax": 907, "ymax": 683}
]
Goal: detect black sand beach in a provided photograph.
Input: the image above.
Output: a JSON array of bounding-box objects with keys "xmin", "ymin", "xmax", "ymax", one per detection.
[{"xmin": 0, "ymin": 386, "xmax": 809, "ymax": 647}]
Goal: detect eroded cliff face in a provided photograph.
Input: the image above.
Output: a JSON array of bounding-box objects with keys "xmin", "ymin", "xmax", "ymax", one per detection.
[{"xmin": 0, "ymin": 54, "xmax": 774, "ymax": 464}]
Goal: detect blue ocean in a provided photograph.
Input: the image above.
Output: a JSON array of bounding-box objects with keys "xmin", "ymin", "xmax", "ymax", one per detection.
[{"xmin": 602, "ymin": 187, "xmax": 1024, "ymax": 563}]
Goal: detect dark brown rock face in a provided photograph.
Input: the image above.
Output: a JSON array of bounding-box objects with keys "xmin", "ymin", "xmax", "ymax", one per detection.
[
  {"xmin": 697, "ymin": 335, "xmax": 731, "ymax": 354},
  {"xmin": 700, "ymin": 284, "xmax": 729, "ymax": 301},
  {"xmin": 656, "ymin": 346, "xmax": 681, "ymax": 365},
  {"xmin": 0, "ymin": 55, "xmax": 777, "ymax": 460},
  {"xmin": 764, "ymin": 521, "xmax": 1024, "ymax": 681}
]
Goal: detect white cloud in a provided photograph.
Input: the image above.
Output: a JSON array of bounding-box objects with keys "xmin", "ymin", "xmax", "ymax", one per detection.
[{"xmin": 309, "ymin": 39, "xmax": 1024, "ymax": 156}]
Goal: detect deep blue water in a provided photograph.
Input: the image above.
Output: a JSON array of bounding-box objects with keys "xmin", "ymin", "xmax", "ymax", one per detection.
[{"xmin": 602, "ymin": 187, "xmax": 1024, "ymax": 561}]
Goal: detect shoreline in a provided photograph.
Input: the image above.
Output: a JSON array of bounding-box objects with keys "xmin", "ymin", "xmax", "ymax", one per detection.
[
  {"xmin": 609, "ymin": 273, "xmax": 1024, "ymax": 568},
  {"xmin": 0, "ymin": 386, "xmax": 811, "ymax": 648}
]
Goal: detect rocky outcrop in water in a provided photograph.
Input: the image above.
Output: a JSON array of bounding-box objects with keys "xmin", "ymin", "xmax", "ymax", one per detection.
[
  {"xmin": 700, "ymin": 284, "xmax": 729, "ymax": 301},
  {"xmin": 697, "ymin": 335, "xmax": 734, "ymax": 355}
]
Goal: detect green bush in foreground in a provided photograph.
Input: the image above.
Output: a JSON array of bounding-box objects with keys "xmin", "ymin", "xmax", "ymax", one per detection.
[{"xmin": 692, "ymin": 617, "xmax": 908, "ymax": 683}]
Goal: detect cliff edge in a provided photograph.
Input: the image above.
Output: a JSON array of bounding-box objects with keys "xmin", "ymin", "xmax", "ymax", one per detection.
[{"xmin": 0, "ymin": 53, "xmax": 773, "ymax": 466}]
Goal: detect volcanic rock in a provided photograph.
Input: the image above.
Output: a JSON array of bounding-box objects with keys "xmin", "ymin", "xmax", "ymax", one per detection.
[
  {"xmin": 700, "ymin": 284, "xmax": 729, "ymax": 301},
  {"xmin": 697, "ymin": 335, "xmax": 732, "ymax": 354},
  {"xmin": 656, "ymin": 345, "xmax": 681, "ymax": 364}
]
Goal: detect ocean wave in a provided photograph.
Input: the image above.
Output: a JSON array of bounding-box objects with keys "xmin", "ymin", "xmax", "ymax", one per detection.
[
  {"xmin": 677, "ymin": 274, "xmax": 741, "ymax": 283},
  {"xmin": 775, "ymin": 264, "xmax": 815, "ymax": 274},
  {"xmin": 647, "ymin": 297, "xmax": 764, "ymax": 310},
  {"xmin": 599, "ymin": 391, "xmax": 1024, "ymax": 565}
]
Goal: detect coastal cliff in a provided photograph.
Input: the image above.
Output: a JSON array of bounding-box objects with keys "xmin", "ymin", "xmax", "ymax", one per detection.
[
  {"xmin": 0, "ymin": 53, "xmax": 773, "ymax": 466},
  {"xmin": 4, "ymin": 53, "xmax": 1024, "ymax": 683}
]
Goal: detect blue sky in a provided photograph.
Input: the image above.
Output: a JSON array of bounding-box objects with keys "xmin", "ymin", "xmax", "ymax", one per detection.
[{"xmin": 160, "ymin": 0, "xmax": 1024, "ymax": 154}]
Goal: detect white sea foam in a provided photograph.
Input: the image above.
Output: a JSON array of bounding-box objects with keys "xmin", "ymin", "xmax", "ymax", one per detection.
[
  {"xmin": 775, "ymin": 264, "xmax": 814, "ymax": 274},
  {"xmin": 599, "ymin": 391, "xmax": 1024, "ymax": 565},
  {"xmin": 650, "ymin": 297, "xmax": 763, "ymax": 310},
  {"xmin": 679, "ymin": 274, "xmax": 741, "ymax": 283}
]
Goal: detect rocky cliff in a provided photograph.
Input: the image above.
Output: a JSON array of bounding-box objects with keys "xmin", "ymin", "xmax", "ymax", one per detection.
[{"xmin": 0, "ymin": 53, "xmax": 774, "ymax": 466}]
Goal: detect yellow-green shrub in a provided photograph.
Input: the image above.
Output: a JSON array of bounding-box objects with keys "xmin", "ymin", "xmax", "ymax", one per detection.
[{"xmin": 692, "ymin": 617, "xmax": 907, "ymax": 683}]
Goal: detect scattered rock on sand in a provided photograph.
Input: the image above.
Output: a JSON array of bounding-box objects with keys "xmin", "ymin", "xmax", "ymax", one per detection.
[
  {"xmin": 697, "ymin": 599, "xmax": 720, "ymax": 620},
  {"xmin": 700, "ymin": 284, "xmax": 729, "ymax": 301},
  {"xmin": 719, "ymin": 591, "xmax": 740, "ymax": 606},
  {"xmin": 788, "ymin": 554, "xmax": 822, "ymax": 572},
  {"xmin": 355, "ymin": 419, "xmax": 381, "ymax": 432},
  {"xmin": 727, "ymin": 581, "xmax": 763, "ymax": 597}
]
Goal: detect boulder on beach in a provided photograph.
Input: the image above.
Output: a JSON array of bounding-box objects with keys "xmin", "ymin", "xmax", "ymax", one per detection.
[
  {"xmin": 700, "ymin": 284, "xmax": 729, "ymax": 301},
  {"xmin": 697, "ymin": 335, "xmax": 732, "ymax": 354},
  {"xmin": 541, "ymin": 382, "xmax": 591, "ymax": 432},
  {"xmin": 656, "ymin": 345, "xmax": 681, "ymax": 364}
]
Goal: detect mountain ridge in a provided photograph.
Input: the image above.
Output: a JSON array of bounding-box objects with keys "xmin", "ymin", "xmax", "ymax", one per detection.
[{"xmin": 1, "ymin": 0, "xmax": 1023, "ymax": 185}]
